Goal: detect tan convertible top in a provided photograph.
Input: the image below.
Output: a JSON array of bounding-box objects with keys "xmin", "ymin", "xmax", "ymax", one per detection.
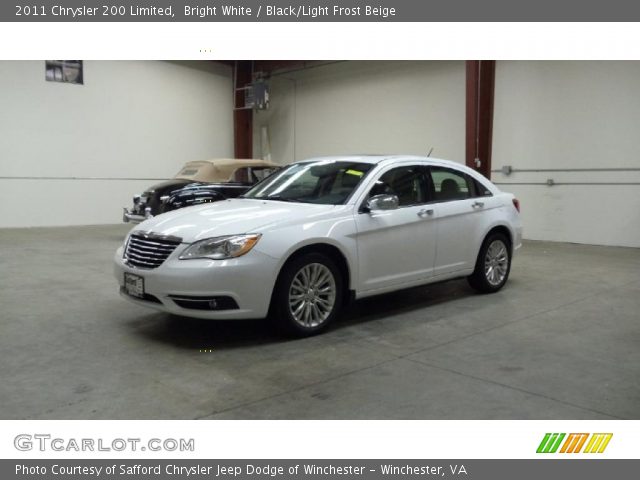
[{"xmin": 174, "ymin": 158, "xmax": 280, "ymax": 183}]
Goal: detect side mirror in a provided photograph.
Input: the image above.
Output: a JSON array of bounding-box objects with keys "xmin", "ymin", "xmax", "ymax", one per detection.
[{"xmin": 366, "ymin": 194, "xmax": 399, "ymax": 212}]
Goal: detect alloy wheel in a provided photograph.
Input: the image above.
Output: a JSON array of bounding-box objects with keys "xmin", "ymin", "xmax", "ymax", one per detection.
[
  {"xmin": 288, "ymin": 263, "xmax": 337, "ymax": 328},
  {"xmin": 484, "ymin": 239, "xmax": 509, "ymax": 286}
]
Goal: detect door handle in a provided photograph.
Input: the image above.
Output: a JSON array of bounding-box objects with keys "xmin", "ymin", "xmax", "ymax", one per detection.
[
  {"xmin": 472, "ymin": 201, "xmax": 485, "ymax": 209},
  {"xmin": 418, "ymin": 208, "xmax": 434, "ymax": 218}
]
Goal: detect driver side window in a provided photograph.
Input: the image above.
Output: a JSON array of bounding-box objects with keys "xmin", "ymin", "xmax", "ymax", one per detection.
[{"xmin": 368, "ymin": 166, "xmax": 429, "ymax": 207}]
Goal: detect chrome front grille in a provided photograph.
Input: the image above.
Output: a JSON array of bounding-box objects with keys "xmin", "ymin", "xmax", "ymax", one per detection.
[{"xmin": 124, "ymin": 232, "xmax": 182, "ymax": 269}]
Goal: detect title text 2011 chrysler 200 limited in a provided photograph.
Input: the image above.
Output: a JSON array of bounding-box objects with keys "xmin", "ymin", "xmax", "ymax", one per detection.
[{"xmin": 114, "ymin": 155, "xmax": 522, "ymax": 336}]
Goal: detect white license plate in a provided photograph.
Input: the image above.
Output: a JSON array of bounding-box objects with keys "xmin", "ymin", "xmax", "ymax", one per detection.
[{"xmin": 124, "ymin": 273, "xmax": 145, "ymax": 298}]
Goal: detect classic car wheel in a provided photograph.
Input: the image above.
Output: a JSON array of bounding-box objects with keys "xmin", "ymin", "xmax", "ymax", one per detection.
[
  {"xmin": 272, "ymin": 252, "xmax": 343, "ymax": 337},
  {"xmin": 468, "ymin": 232, "xmax": 512, "ymax": 293}
]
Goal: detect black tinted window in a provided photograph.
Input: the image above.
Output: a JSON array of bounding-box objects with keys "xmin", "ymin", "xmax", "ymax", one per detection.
[
  {"xmin": 430, "ymin": 167, "xmax": 478, "ymax": 201},
  {"xmin": 369, "ymin": 166, "xmax": 429, "ymax": 206},
  {"xmin": 474, "ymin": 178, "xmax": 493, "ymax": 197}
]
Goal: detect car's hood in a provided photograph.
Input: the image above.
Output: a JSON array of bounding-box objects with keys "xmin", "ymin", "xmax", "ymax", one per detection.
[
  {"xmin": 143, "ymin": 179, "xmax": 193, "ymax": 196},
  {"xmin": 132, "ymin": 198, "xmax": 343, "ymax": 243}
]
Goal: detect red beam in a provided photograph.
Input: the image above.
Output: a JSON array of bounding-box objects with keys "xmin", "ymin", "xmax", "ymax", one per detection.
[
  {"xmin": 465, "ymin": 60, "xmax": 495, "ymax": 178},
  {"xmin": 234, "ymin": 61, "xmax": 253, "ymax": 159}
]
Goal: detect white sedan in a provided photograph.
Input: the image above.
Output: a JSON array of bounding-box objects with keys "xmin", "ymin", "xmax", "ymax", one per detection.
[{"xmin": 114, "ymin": 155, "xmax": 522, "ymax": 336}]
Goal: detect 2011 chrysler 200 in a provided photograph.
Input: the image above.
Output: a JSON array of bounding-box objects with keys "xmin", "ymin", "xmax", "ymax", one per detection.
[{"xmin": 114, "ymin": 155, "xmax": 522, "ymax": 336}]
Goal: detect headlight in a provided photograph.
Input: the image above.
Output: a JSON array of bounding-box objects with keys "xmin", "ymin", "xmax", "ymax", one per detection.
[{"xmin": 179, "ymin": 234, "xmax": 261, "ymax": 260}]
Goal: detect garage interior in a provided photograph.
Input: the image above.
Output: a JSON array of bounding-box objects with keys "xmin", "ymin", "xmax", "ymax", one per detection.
[{"xmin": 1, "ymin": 60, "xmax": 639, "ymax": 419}]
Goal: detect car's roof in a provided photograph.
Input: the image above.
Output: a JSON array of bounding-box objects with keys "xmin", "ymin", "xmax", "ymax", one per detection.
[
  {"xmin": 174, "ymin": 158, "xmax": 279, "ymax": 182},
  {"xmin": 181, "ymin": 158, "xmax": 279, "ymax": 169},
  {"xmin": 297, "ymin": 154, "xmax": 465, "ymax": 168},
  {"xmin": 295, "ymin": 155, "xmax": 496, "ymax": 192}
]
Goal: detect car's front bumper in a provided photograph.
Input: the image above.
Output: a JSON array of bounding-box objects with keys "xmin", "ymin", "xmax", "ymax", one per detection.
[
  {"xmin": 123, "ymin": 207, "xmax": 153, "ymax": 224},
  {"xmin": 113, "ymin": 246, "xmax": 279, "ymax": 320}
]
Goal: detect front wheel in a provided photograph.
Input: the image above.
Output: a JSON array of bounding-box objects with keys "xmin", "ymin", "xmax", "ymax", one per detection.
[
  {"xmin": 271, "ymin": 253, "xmax": 344, "ymax": 337},
  {"xmin": 468, "ymin": 233, "xmax": 512, "ymax": 293}
]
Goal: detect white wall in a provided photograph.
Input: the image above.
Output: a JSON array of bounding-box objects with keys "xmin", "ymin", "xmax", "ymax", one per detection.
[
  {"xmin": 253, "ymin": 61, "xmax": 465, "ymax": 165},
  {"xmin": 0, "ymin": 61, "xmax": 233, "ymax": 227},
  {"xmin": 492, "ymin": 61, "xmax": 640, "ymax": 248}
]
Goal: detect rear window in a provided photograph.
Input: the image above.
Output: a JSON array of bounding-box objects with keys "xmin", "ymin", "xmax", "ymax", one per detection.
[
  {"xmin": 429, "ymin": 167, "xmax": 492, "ymax": 201},
  {"xmin": 430, "ymin": 168, "xmax": 472, "ymax": 201}
]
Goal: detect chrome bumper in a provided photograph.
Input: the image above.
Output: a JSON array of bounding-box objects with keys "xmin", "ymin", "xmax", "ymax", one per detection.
[{"xmin": 123, "ymin": 207, "xmax": 153, "ymax": 224}]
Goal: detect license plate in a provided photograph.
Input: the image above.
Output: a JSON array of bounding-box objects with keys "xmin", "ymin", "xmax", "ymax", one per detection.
[{"xmin": 124, "ymin": 273, "xmax": 145, "ymax": 298}]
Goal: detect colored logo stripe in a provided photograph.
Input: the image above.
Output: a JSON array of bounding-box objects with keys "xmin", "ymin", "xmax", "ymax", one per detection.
[
  {"xmin": 537, "ymin": 433, "xmax": 566, "ymax": 453},
  {"xmin": 583, "ymin": 433, "xmax": 613, "ymax": 453},
  {"xmin": 560, "ymin": 433, "xmax": 589, "ymax": 453},
  {"xmin": 537, "ymin": 433, "xmax": 613, "ymax": 453}
]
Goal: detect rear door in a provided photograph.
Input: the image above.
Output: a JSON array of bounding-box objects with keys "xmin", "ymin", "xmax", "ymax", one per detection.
[
  {"xmin": 428, "ymin": 166, "xmax": 494, "ymax": 276},
  {"xmin": 355, "ymin": 164, "xmax": 438, "ymax": 292}
]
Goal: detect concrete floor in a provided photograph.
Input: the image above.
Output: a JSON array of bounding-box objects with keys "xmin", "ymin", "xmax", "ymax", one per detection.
[{"xmin": 1, "ymin": 224, "xmax": 639, "ymax": 419}]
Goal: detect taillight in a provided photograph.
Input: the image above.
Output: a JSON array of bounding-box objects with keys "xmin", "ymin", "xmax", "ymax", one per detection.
[{"xmin": 512, "ymin": 198, "xmax": 520, "ymax": 213}]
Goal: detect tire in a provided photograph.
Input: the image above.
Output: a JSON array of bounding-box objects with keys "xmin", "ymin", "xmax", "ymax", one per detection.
[
  {"xmin": 270, "ymin": 252, "xmax": 344, "ymax": 337},
  {"xmin": 467, "ymin": 232, "xmax": 512, "ymax": 293}
]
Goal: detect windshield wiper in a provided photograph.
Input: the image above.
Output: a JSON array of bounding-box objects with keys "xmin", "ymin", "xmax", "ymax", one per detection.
[{"xmin": 263, "ymin": 195, "xmax": 306, "ymax": 203}]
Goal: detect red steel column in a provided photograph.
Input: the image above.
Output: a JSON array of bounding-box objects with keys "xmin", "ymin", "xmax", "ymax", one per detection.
[{"xmin": 465, "ymin": 60, "xmax": 495, "ymax": 178}]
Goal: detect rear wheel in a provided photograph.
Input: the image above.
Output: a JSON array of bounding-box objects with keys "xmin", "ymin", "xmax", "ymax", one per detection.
[
  {"xmin": 468, "ymin": 232, "xmax": 511, "ymax": 293},
  {"xmin": 271, "ymin": 252, "xmax": 344, "ymax": 337}
]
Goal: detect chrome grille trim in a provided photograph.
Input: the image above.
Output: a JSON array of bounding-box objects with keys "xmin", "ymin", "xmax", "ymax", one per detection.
[
  {"xmin": 127, "ymin": 244, "xmax": 174, "ymax": 254},
  {"xmin": 126, "ymin": 247, "xmax": 168, "ymax": 257},
  {"xmin": 124, "ymin": 232, "xmax": 182, "ymax": 269},
  {"xmin": 129, "ymin": 238, "xmax": 178, "ymax": 248}
]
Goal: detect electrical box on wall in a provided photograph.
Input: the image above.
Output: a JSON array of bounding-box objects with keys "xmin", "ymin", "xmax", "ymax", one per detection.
[
  {"xmin": 237, "ymin": 79, "xmax": 270, "ymax": 111},
  {"xmin": 45, "ymin": 60, "xmax": 83, "ymax": 85},
  {"xmin": 250, "ymin": 79, "xmax": 269, "ymax": 110}
]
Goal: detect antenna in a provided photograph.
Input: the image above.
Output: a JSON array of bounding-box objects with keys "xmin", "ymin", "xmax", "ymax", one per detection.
[{"xmin": 426, "ymin": 147, "xmax": 434, "ymax": 157}]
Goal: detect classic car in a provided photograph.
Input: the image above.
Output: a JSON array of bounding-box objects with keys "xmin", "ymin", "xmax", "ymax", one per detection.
[
  {"xmin": 115, "ymin": 155, "xmax": 522, "ymax": 337},
  {"xmin": 122, "ymin": 158, "xmax": 280, "ymax": 223}
]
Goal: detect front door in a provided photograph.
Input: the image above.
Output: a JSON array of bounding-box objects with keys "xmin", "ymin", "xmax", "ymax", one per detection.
[{"xmin": 355, "ymin": 165, "xmax": 438, "ymax": 293}]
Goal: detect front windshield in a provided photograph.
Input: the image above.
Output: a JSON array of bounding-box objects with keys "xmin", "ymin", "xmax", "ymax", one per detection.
[{"xmin": 242, "ymin": 161, "xmax": 373, "ymax": 205}]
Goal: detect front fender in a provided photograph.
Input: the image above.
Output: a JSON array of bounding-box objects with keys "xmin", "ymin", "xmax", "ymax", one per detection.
[{"xmin": 254, "ymin": 216, "xmax": 359, "ymax": 291}]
